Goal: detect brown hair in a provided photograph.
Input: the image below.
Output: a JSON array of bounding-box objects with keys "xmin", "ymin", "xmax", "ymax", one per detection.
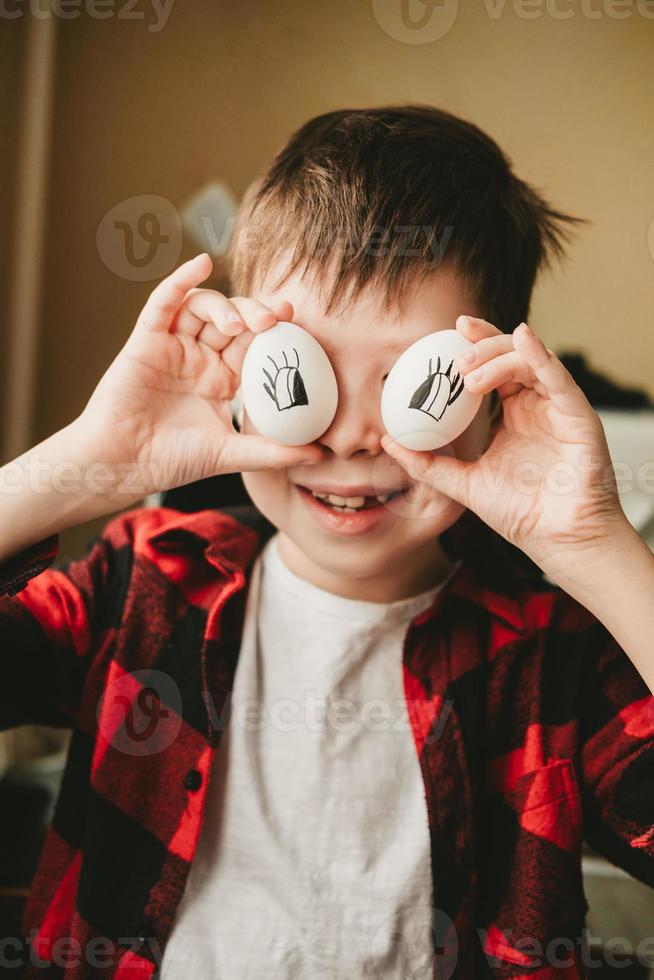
[{"xmin": 226, "ymin": 104, "xmax": 584, "ymax": 335}]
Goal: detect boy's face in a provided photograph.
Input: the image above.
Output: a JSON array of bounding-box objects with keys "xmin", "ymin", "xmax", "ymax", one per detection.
[{"xmin": 240, "ymin": 262, "xmax": 498, "ymax": 602}]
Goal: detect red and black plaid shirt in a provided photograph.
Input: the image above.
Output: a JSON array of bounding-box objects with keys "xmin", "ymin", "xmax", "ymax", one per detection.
[{"xmin": 1, "ymin": 503, "xmax": 653, "ymax": 978}]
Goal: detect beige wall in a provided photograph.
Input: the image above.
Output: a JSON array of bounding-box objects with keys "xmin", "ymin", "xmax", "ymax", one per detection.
[
  {"xmin": 4, "ymin": 1, "xmax": 653, "ymax": 554},
  {"xmin": 0, "ymin": 18, "xmax": 27, "ymax": 419}
]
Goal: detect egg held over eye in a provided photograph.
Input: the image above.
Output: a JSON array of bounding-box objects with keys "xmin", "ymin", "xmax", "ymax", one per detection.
[
  {"xmin": 381, "ymin": 329, "xmax": 483, "ymax": 450},
  {"xmin": 240, "ymin": 322, "xmax": 339, "ymax": 446}
]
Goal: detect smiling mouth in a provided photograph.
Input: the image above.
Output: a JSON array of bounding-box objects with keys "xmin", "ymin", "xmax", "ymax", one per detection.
[{"xmin": 295, "ymin": 485, "xmax": 405, "ymax": 513}]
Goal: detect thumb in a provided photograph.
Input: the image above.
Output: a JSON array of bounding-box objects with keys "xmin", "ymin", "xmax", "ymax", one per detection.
[
  {"xmin": 220, "ymin": 432, "xmax": 323, "ymax": 474},
  {"xmin": 381, "ymin": 435, "xmax": 474, "ymax": 509}
]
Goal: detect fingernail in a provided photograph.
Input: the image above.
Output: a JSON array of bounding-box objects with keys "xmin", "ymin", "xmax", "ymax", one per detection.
[
  {"xmin": 227, "ymin": 311, "xmax": 242, "ymax": 321},
  {"xmin": 470, "ymin": 367, "xmax": 485, "ymax": 381},
  {"xmin": 518, "ymin": 321, "xmax": 533, "ymax": 336},
  {"xmin": 459, "ymin": 348, "xmax": 475, "ymax": 363},
  {"xmin": 456, "ymin": 315, "xmax": 471, "ymax": 329}
]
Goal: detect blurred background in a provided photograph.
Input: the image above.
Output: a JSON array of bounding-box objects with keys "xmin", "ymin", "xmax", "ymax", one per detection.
[{"xmin": 1, "ymin": 0, "xmax": 654, "ymax": 971}]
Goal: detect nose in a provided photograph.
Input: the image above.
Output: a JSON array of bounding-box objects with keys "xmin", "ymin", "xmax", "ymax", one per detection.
[{"xmin": 317, "ymin": 378, "xmax": 384, "ymax": 458}]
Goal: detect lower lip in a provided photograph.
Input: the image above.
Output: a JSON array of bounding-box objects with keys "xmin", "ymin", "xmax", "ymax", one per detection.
[{"xmin": 295, "ymin": 485, "xmax": 403, "ymax": 536}]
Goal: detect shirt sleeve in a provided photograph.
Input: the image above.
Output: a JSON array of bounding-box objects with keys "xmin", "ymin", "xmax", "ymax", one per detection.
[
  {"xmin": 575, "ymin": 603, "xmax": 654, "ymax": 884},
  {"xmin": 0, "ymin": 525, "xmax": 128, "ymax": 731}
]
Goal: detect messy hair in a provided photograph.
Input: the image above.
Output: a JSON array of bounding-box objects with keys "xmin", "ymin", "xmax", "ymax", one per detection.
[{"xmin": 226, "ymin": 104, "xmax": 585, "ymax": 335}]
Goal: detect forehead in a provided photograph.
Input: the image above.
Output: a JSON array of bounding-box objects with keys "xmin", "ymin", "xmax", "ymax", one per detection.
[{"xmin": 255, "ymin": 259, "xmax": 481, "ymax": 360}]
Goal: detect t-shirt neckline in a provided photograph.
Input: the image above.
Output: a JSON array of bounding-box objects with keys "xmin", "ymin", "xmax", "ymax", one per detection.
[{"xmin": 260, "ymin": 533, "xmax": 462, "ymax": 625}]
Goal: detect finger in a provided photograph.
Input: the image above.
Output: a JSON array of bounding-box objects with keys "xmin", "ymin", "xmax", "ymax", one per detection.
[
  {"xmin": 228, "ymin": 297, "xmax": 286, "ymax": 333},
  {"xmin": 381, "ymin": 434, "xmax": 474, "ymax": 509},
  {"xmin": 461, "ymin": 349, "xmax": 539, "ymax": 396},
  {"xmin": 134, "ymin": 254, "xmax": 213, "ymax": 335},
  {"xmin": 261, "ymin": 298, "xmax": 294, "ymax": 322},
  {"xmin": 196, "ymin": 321, "xmax": 242, "ymax": 353},
  {"xmin": 455, "ymin": 315, "xmax": 503, "ymax": 339},
  {"xmin": 454, "ymin": 333, "xmax": 515, "ymax": 375},
  {"xmin": 496, "ymin": 381, "xmax": 523, "ymax": 400},
  {"xmin": 220, "ymin": 328, "xmax": 257, "ymax": 378},
  {"xmin": 512, "ymin": 323, "xmax": 590, "ymax": 416},
  {"xmin": 220, "ymin": 431, "xmax": 324, "ymax": 474},
  {"xmin": 175, "ymin": 288, "xmax": 245, "ymax": 344},
  {"xmin": 191, "ymin": 296, "xmax": 294, "ymax": 349}
]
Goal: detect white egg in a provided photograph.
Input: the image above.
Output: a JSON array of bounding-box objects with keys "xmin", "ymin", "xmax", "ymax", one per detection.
[
  {"xmin": 240, "ymin": 322, "xmax": 339, "ymax": 446},
  {"xmin": 381, "ymin": 329, "xmax": 483, "ymax": 450}
]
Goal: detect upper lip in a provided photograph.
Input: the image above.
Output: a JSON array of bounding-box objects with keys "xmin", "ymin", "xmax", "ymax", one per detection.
[{"xmin": 296, "ymin": 482, "xmax": 406, "ymax": 497}]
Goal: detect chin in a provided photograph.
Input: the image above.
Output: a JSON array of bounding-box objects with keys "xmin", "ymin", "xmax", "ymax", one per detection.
[
  {"xmin": 294, "ymin": 487, "xmax": 461, "ymax": 557},
  {"xmin": 244, "ymin": 464, "xmax": 463, "ymax": 561}
]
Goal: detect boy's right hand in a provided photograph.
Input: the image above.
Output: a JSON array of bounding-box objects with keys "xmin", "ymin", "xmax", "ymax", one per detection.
[{"xmin": 75, "ymin": 254, "xmax": 324, "ymax": 499}]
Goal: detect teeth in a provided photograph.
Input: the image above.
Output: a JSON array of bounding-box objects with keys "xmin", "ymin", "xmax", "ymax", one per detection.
[
  {"xmin": 310, "ymin": 490, "xmax": 394, "ymax": 508},
  {"xmin": 333, "ymin": 494, "xmax": 366, "ymax": 508}
]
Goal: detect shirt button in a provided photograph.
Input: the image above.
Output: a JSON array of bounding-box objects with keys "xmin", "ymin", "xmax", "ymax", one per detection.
[{"xmin": 184, "ymin": 769, "xmax": 203, "ymax": 792}]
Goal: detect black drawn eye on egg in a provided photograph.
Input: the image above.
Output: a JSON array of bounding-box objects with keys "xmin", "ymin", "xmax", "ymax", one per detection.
[
  {"xmin": 408, "ymin": 356, "xmax": 464, "ymax": 421},
  {"xmin": 262, "ymin": 348, "xmax": 309, "ymax": 412}
]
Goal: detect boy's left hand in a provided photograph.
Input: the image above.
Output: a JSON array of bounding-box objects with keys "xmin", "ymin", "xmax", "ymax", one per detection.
[{"xmin": 381, "ymin": 316, "xmax": 630, "ymax": 582}]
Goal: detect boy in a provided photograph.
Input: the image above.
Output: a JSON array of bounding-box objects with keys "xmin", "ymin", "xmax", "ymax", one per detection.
[{"xmin": 1, "ymin": 105, "xmax": 653, "ymax": 979}]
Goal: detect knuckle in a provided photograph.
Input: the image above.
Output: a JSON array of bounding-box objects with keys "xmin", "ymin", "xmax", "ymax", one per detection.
[{"xmin": 229, "ymin": 296, "xmax": 273, "ymax": 322}]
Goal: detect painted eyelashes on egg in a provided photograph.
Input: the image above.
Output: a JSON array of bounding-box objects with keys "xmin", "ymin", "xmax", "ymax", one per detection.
[
  {"xmin": 262, "ymin": 347, "xmax": 308, "ymax": 412},
  {"xmin": 408, "ymin": 356, "xmax": 464, "ymax": 420}
]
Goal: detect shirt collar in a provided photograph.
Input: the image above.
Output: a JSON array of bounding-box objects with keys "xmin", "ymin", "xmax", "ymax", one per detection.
[
  {"xmin": 145, "ymin": 505, "xmax": 272, "ymax": 576},
  {"xmin": 145, "ymin": 504, "xmax": 542, "ymax": 634}
]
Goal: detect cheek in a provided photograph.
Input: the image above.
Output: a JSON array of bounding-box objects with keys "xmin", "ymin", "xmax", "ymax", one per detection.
[
  {"xmin": 239, "ymin": 409, "xmax": 291, "ymax": 519},
  {"xmin": 241, "ymin": 468, "xmax": 288, "ymax": 522}
]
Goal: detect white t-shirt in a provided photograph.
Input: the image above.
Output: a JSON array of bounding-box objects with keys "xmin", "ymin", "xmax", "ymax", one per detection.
[{"xmin": 161, "ymin": 533, "xmax": 458, "ymax": 979}]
